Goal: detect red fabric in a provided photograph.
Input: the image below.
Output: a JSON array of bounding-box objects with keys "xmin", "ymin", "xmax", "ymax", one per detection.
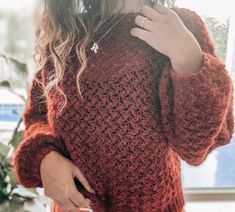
[{"xmin": 13, "ymin": 7, "xmax": 234, "ymax": 212}]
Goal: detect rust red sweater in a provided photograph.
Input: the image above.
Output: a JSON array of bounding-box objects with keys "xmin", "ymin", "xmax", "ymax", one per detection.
[{"xmin": 13, "ymin": 7, "xmax": 234, "ymax": 212}]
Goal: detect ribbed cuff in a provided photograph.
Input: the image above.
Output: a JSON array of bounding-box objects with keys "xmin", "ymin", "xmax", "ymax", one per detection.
[
  {"xmin": 14, "ymin": 134, "xmax": 64, "ymax": 188},
  {"xmin": 170, "ymin": 52, "xmax": 226, "ymax": 89}
]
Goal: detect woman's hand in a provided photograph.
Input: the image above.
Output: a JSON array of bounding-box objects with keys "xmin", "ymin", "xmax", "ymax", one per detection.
[
  {"xmin": 130, "ymin": 4, "xmax": 203, "ymax": 76},
  {"xmin": 40, "ymin": 151, "xmax": 95, "ymax": 212}
]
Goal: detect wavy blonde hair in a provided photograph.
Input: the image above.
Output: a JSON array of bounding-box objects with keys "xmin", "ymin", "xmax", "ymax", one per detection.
[{"xmin": 35, "ymin": 0, "xmax": 175, "ymax": 114}]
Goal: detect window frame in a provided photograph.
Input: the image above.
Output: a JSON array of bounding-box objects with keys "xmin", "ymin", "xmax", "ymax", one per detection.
[
  {"xmin": 226, "ymin": 13, "xmax": 235, "ymax": 74},
  {"xmin": 179, "ymin": 13, "xmax": 235, "ymax": 204},
  {"xmin": 184, "ymin": 188, "xmax": 235, "ymax": 201}
]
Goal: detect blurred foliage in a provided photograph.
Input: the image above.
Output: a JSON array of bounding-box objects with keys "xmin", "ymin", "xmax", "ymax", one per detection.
[
  {"xmin": 204, "ymin": 16, "xmax": 230, "ymax": 62},
  {"xmin": 0, "ymin": 55, "xmax": 48, "ymax": 212},
  {"xmin": 0, "ymin": 12, "xmax": 34, "ymax": 62}
]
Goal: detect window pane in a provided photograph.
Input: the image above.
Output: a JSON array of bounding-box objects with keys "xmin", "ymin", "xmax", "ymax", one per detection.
[{"xmin": 176, "ymin": 0, "xmax": 235, "ymax": 188}]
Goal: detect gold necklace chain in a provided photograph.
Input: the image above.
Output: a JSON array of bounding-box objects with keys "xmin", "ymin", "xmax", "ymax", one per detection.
[
  {"xmin": 90, "ymin": 6, "xmax": 140, "ymax": 54},
  {"xmin": 90, "ymin": 14, "xmax": 128, "ymax": 54}
]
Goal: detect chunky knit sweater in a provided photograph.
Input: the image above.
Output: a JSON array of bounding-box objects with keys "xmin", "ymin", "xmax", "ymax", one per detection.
[{"xmin": 14, "ymin": 7, "xmax": 234, "ymax": 212}]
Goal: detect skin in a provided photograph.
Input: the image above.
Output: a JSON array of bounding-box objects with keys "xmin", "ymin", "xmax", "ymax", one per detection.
[
  {"xmin": 40, "ymin": 1, "xmax": 202, "ymax": 212},
  {"xmin": 130, "ymin": 4, "xmax": 203, "ymax": 76},
  {"xmin": 40, "ymin": 151, "xmax": 95, "ymax": 212}
]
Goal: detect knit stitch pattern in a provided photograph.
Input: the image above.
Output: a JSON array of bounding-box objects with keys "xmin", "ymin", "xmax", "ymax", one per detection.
[{"xmin": 13, "ymin": 7, "xmax": 234, "ymax": 212}]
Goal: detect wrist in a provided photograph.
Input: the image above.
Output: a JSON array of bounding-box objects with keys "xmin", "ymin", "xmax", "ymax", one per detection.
[
  {"xmin": 171, "ymin": 47, "xmax": 202, "ymax": 76},
  {"xmin": 40, "ymin": 151, "xmax": 60, "ymax": 169},
  {"xmin": 170, "ymin": 34, "xmax": 203, "ymax": 76}
]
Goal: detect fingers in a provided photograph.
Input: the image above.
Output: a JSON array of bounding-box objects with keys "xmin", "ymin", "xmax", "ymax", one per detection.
[
  {"xmin": 134, "ymin": 15, "xmax": 154, "ymax": 31},
  {"xmin": 53, "ymin": 199, "xmax": 64, "ymax": 208},
  {"xmin": 69, "ymin": 184, "xmax": 92, "ymax": 208},
  {"xmin": 52, "ymin": 185, "xmax": 91, "ymax": 212},
  {"xmin": 130, "ymin": 27, "xmax": 152, "ymax": 45},
  {"xmin": 72, "ymin": 166, "xmax": 96, "ymax": 194},
  {"xmin": 52, "ymin": 176, "xmax": 92, "ymax": 211},
  {"xmin": 56, "ymin": 195, "xmax": 90, "ymax": 212},
  {"xmin": 56, "ymin": 198, "xmax": 78, "ymax": 212},
  {"xmin": 140, "ymin": 4, "xmax": 162, "ymax": 21},
  {"xmin": 79, "ymin": 208, "xmax": 94, "ymax": 212},
  {"xmin": 67, "ymin": 174, "xmax": 92, "ymax": 208},
  {"xmin": 139, "ymin": 3, "xmax": 174, "ymax": 19},
  {"xmin": 153, "ymin": 4, "xmax": 171, "ymax": 14}
]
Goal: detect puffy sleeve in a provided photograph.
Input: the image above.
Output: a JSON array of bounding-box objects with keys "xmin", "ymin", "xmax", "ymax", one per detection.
[
  {"xmin": 159, "ymin": 7, "xmax": 234, "ymax": 166},
  {"xmin": 13, "ymin": 68, "xmax": 71, "ymax": 188}
]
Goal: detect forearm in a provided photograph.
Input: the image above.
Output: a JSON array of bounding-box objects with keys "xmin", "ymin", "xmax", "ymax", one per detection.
[{"xmin": 170, "ymin": 29, "xmax": 203, "ymax": 76}]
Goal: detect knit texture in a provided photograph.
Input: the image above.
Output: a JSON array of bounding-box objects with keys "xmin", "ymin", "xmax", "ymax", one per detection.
[{"xmin": 13, "ymin": 7, "xmax": 234, "ymax": 212}]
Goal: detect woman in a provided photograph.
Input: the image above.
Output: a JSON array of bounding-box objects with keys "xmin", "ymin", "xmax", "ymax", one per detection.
[{"xmin": 13, "ymin": 0, "xmax": 234, "ymax": 212}]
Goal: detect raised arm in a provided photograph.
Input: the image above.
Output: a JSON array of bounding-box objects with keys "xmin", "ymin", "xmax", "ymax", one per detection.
[
  {"xmin": 159, "ymin": 7, "xmax": 234, "ymax": 166},
  {"xmin": 13, "ymin": 68, "xmax": 70, "ymax": 188}
]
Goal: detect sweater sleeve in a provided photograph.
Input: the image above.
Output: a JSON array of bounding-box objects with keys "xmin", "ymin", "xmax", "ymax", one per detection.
[
  {"xmin": 13, "ymin": 69, "xmax": 70, "ymax": 188},
  {"xmin": 159, "ymin": 7, "xmax": 234, "ymax": 166}
]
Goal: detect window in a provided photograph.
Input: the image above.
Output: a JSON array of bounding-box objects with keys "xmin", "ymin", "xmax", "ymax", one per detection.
[
  {"xmin": 176, "ymin": 0, "xmax": 235, "ymax": 190},
  {"xmin": 0, "ymin": 0, "xmax": 35, "ymax": 132}
]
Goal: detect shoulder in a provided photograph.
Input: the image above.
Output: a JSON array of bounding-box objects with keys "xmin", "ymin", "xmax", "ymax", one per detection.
[
  {"xmin": 171, "ymin": 7, "xmax": 205, "ymax": 35},
  {"xmin": 171, "ymin": 7, "xmax": 200, "ymax": 17},
  {"xmin": 171, "ymin": 7, "xmax": 215, "ymax": 55}
]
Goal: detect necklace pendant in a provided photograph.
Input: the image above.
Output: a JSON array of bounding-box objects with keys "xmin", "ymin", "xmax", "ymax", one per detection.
[{"xmin": 90, "ymin": 42, "xmax": 99, "ymax": 54}]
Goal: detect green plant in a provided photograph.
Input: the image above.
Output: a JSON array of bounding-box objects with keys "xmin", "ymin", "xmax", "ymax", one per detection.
[{"xmin": 0, "ymin": 55, "xmax": 50, "ymax": 212}]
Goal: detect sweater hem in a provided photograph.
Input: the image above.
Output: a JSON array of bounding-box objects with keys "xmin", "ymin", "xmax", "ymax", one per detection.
[
  {"xmin": 103, "ymin": 191, "xmax": 185, "ymax": 212},
  {"xmin": 164, "ymin": 191, "xmax": 185, "ymax": 212}
]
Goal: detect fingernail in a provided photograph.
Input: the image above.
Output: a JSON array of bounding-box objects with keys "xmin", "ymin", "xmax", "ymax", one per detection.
[{"xmin": 88, "ymin": 188, "xmax": 95, "ymax": 194}]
